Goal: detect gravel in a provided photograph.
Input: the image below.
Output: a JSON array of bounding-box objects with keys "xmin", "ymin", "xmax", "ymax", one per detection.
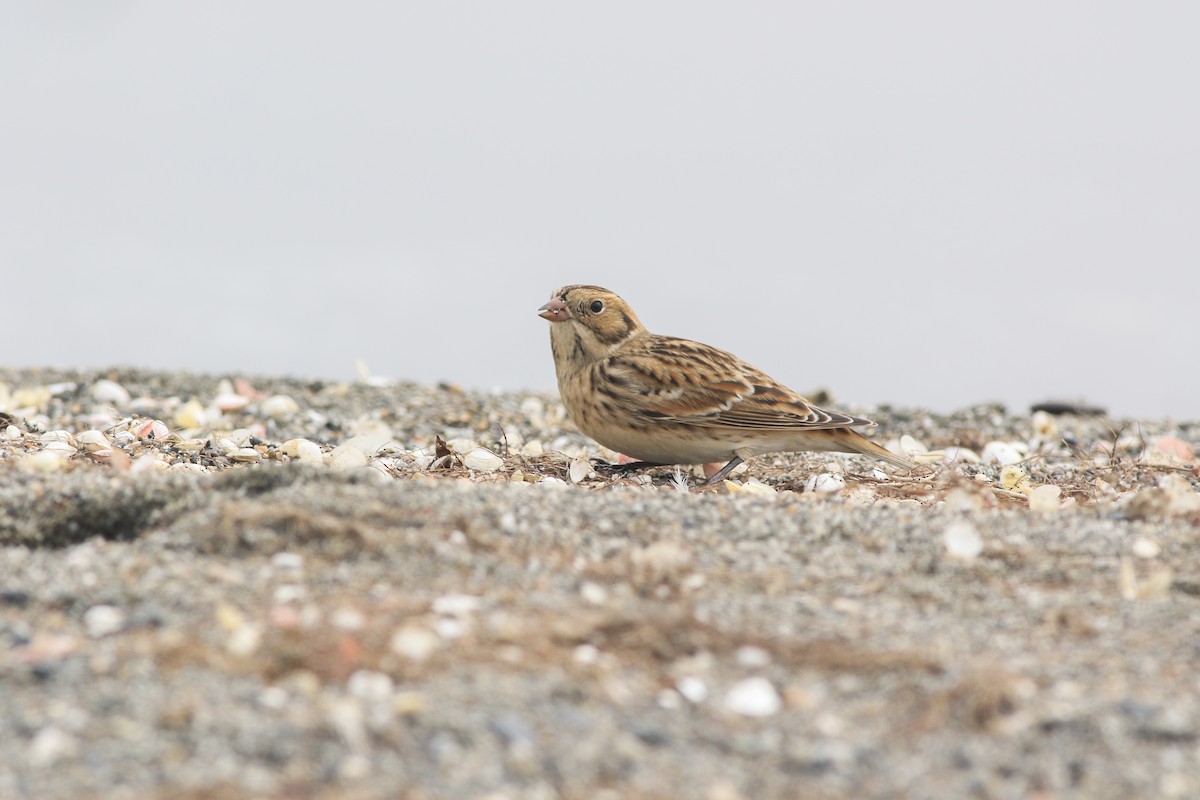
[{"xmin": 1, "ymin": 367, "xmax": 1199, "ymax": 799}]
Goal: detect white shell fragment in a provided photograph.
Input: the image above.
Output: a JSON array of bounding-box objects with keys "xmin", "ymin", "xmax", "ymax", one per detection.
[
  {"xmin": 568, "ymin": 457, "xmax": 595, "ymax": 483},
  {"xmin": 1000, "ymin": 465, "xmax": 1031, "ymax": 494},
  {"xmin": 90, "ymin": 380, "xmax": 131, "ymax": 406},
  {"xmin": 1027, "ymin": 484, "xmax": 1062, "ymax": 512},
  {"xmin": 260, "ymin": 394, "xmax": 300, "ymax": 420},
  {"xmin": 805, "ymin": 472, "xmax": 846, "ymax": 494},
  {"xmin": 1131, "ymin": 538, "xmax": 1161, "ymax": 559},
  {"xmin": 723, "ymin": 677, "xmax": 782, "ymax": 717},
  {"xmin": 282, "ymin": 438, "xmax": 324, "ymax": 464},
  {"xmin": 462, "ymin": 447, "xmax": 504, "ymax": 472},
  {"xmin": 173, "ymin": 400, "xmax": 208, "ymax": 430},
  {"xmin": 21, "ymin": 450, "xmax": 68, "ymax": 472},
  {"xmin": 981, "ymin": 441, "xmax": 1025, "ymax": 466},
  {"xmin": 227, "ymin": 448, "xmax": 263, "ymax": 463},
  {"xmin": 75, "ymin": 430, "xmax": 111, "ymax": 451},
  {"xmin": 944, "ymin": 521, "xmax": 984, "ymax": 560},
  {"xmin": 83, "ymin": 605, "xmax": 125, "ymax": 638}
]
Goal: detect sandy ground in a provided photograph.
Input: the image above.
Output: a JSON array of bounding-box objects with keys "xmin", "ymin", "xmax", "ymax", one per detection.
[{"xmin": 1, "ymin": 368, "xmax": 1199, "ymax": 799}]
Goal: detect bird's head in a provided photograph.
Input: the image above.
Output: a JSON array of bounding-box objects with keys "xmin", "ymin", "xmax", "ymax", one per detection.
[{"xmin": 538, "ymin": 285, "xmax": 645, "ymax": 365}]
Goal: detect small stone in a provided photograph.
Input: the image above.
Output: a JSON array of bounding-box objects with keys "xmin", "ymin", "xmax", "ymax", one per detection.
[
  {"xmin": 735, "ymin": 645, "xmax": 772, "ymax": 668},
  {"xmin": 227, "ymin": 447, "xmax": 262, "ymax": 463},
  {"xmin": 391, "ymin": 626, "xmax": 439, "ymax": 662},
  {"xmin": 331, "ymin": 607, "xmax": 365, "ymax": 631},
  {"xmin": 347, "ymin": 670, "xmax": 394, "ymax": 703},
  {"xmin": 723, "ymin": 677, "xmax": 782, "ymax": 717},
  {"xmin": 271, "ymin": 552, "xmax": 304, "ymax": 573},
  {"xmin": 327, "ymin": 444, "xmax": 368, "ymax": 470},
  {"xmin": 944, "ymin": 521, "xmax": 983, "ymax": 560},
  {"xmin": 432, "ymin": 594, "xmax": 482, "ymax": 616},
  {"xmin": 677, "ymin": 676, "xmax": 709, "ymax": 704},
  {"xmin": 28, "ymin": 726, "xmax": 78, "ymax": 767},
  {"xmin": 1132, "ymin": 537, "xmax": 1161, "ymax": 559},
  {"xmin": 580, "ymin": 582, "xmax": 609, "ymax": 605},
  {"xmin": 83, "ymin": 605, "xmax": 125, "ymax": 638},
  {"xmin": 227, "ymin": 624, "xmax": 262, "ymax": 657}
]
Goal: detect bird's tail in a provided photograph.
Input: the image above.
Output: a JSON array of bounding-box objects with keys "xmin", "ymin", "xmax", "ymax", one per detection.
[{"xmin": 832, "ymin": 429, "xmax": 916, "ymax": 470}]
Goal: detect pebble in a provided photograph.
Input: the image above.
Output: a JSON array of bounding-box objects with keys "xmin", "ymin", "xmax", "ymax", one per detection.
[
  {"xmin": 432, "ymin": 594, "xmax": 482, "ymax": 616},
  {"xmin": 676, "ymin": 676, "xmax": 709, "ymax": 704},
  {"xmin": 580, "ymin": 582, "xmax": 609, "ymax": 605},
  {"xmin": 347, "ymin": 670, "xmax": 394, "ymax": 703},
  {"xmin": 83, "ymin": 605, "xmax": 125, "ymax": 638},
  {"xmin": 327, "ymin": 445, "xmax": 368, "ymax": 471},
  {"xmin": 723, "ymin": 677, "xmax": 782, "ymax": 717},
  {"xmin": 226, "ymin": 625, "xmax": 262, "ymax": 657},
  {"xmin": 28, "ymin": 726, "xmax": 79, "ymax": 768},
  {"xmin": 943, "ymin": 521, "xmax": 983, "ymax": 560},
  {"xmin": 735, "ymin": 645, "xmax": 772, "ymax": 668},
  {"xmin": 1131, "ymin": 537, "xmax": 1161, "ymax": 559},
  {"xmin": 391, "ymin": 626, "xmax": 439, "ymax": 662}
]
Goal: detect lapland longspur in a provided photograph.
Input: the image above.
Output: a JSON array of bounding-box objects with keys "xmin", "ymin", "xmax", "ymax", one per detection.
[{"xmin": 538, "ymin": 284, "xmax": 913, "ymax": 485}]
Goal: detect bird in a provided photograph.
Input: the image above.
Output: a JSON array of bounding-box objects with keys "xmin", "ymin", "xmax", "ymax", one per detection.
[{"xmin": 537, "ymin": 284, "xmax": 914, "ymax": 486}]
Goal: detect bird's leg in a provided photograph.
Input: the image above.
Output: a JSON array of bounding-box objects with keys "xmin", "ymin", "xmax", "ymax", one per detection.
[
  {"xmin": 591, "ymin": 458, "xmax": 666, "ymax": 476},
  {"xmin": 701, "ymin": 456, "xmax": 744, "ymax": 486}
]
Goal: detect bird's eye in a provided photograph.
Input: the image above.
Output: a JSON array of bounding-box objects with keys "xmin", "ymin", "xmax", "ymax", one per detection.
[{"xmin": 590, "ymin": 300, "xmax": 604, "ymax": 313}]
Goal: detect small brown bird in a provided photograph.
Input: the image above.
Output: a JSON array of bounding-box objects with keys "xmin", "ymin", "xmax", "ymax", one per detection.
[{"xmin": 538, "ymin": 284, "xmax": 913, "ymax": 485}]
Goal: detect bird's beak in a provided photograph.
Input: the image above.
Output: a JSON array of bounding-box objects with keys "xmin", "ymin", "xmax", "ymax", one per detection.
[{"xmin": 538, "ymin": 298, "xmax": 569, "ymax": 322}]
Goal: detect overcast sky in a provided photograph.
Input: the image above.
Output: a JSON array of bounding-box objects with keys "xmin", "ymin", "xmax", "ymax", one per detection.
[{"xmin": 2, "ymin": 3, "xmax": 1196, "ymax": 418}]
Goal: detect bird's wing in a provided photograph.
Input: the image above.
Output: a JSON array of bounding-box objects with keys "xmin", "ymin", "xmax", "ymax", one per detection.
[{"xmin": 600, "ymin": 336, "xmax": 871, "ymax": 431}]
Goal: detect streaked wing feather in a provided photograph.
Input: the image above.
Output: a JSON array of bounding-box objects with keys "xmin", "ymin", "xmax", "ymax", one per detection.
[{"xmin": 603, "ymin": 336, "xmax": 872, "ymax": 431}]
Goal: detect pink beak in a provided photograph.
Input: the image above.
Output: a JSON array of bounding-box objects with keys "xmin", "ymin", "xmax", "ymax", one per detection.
[{"xmin": 538, "ymin": 298, "xmax": 569, "ymax": 322}]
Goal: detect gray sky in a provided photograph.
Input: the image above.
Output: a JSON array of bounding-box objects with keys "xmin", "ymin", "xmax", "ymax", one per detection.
[{"xmin": 3, "ymin": 3, "xmax": 1197, "ymax": 418}]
